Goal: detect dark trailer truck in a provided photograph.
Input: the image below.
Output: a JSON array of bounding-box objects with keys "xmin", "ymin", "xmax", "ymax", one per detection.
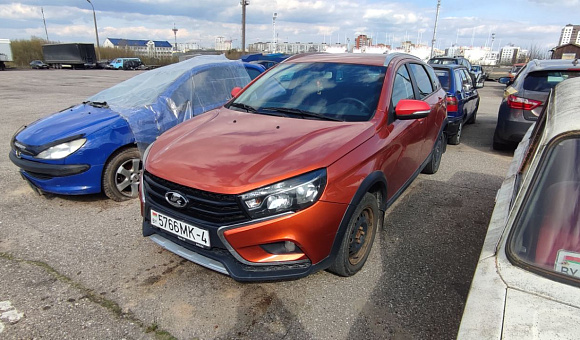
[{"xmin": 42, "ymin": 43, "xmax": 97, "ymax": 69}]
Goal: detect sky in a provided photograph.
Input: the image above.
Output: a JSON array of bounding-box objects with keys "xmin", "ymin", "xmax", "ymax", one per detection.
[{"xmin": 0, "ymin": 0, "xmax": 577, "ymax": 52}]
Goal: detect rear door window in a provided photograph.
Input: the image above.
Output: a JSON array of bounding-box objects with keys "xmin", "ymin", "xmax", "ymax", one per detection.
[
  {"xmin": 408, "ymin": 63, "xmax": 434, "ymax": 99},
  {"xmin": 523, "ymin": 70, "xmax": 580, "ymax": 92}
]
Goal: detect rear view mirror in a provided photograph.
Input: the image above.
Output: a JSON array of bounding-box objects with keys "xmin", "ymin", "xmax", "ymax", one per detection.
[
  {"xmin": 498, "ymin": 77, "xmax": 511, "ymax": 85},
  {"xmin": 231, "ymin": 87, "xmax": 242, "ymax": 97},
  {"xmin": 395, "ymin": 99, "xmax": 431, "ymax": 120}
]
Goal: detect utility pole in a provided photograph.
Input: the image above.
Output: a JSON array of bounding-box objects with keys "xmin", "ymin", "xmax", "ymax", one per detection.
[
  {"xmin": 86, "ymin": 0, "xmax": 100, "ymax": 60},
  {"xmin": 41, "ymin": 7, "xmax": 49, "ymax": 41},
  {"xmin": 430, "ymin": 0, "xmax": 441, "ymax": 58},
  {"xmin": 172, "ymin": 23, "xmax": 178, "ymax": 52},
  {"xmin": 240, "ymin": 0, "xmax": 249, "ymax": 53},
  {"xmin": 272, "ymin": 12, "xmax": 277, "ymax": 53}
]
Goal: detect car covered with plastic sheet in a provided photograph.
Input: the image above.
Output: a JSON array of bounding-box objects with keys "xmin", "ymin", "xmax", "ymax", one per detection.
[{"xmin": 9, "ymin": 55, "xmax": 265, "ymax": 201}]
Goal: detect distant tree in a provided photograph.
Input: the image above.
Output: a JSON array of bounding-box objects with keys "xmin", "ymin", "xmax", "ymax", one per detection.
[
  {"xmin": 10, "ymin": 36, "xmax": 48, "ymax": 67},
  {"xmin": 528, "ymin": 43, "xmax": 546, "ymax": 60}
]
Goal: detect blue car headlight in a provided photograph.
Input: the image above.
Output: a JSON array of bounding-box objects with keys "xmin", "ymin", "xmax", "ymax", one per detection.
[
  {"xmin": 239, "ymin": 169, "xmax": 327, "ymax": 219},
  {"xmin": 36, "ymin": 138, "xmax": 87, "ymax": 160}
]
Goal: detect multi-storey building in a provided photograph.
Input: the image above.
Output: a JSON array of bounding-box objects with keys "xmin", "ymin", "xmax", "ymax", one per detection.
[
  {"xmin": 558, "ymin": 24, "xmax": 580, "ymax": 46},
  {"xmin": 355, "ymin": 35, "xmax": 372, "ymax": 49},
  {"xmin": 499, "ymin": 45, "xmax": 520, "ymax": 65},
  {"xmin": 103, "ymin": 38, "xmax": 173, "ymax": 58},
  {"xmin": 215, "ymin": 37, "xmax": 233, "ymax": 51}
]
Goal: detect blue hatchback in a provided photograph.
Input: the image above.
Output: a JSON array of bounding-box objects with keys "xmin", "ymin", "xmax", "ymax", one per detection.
[
  {"xmin": 432, "ymin": 64, "xmax": 480, "ymax": 145},
  {"xmin": 10, "ymin": 55, "xmax": 265, "ymax": 201}
]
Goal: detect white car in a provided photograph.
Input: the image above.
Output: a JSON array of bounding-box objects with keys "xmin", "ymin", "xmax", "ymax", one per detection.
[{"xmin": 457, "ymin": 77, "xmax": 580, "ymax": 339}]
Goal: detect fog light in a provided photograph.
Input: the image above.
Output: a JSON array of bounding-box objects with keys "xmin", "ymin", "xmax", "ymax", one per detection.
[
  {"xmin": 284, "ymin": 241, "xmax": 296, "ymax": 252},
  {"xmin": 261, "ymin": 241, "xmax": 300, "ymax": 254}
]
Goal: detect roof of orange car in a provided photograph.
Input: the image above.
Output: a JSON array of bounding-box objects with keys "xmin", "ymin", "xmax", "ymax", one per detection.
[{"xmin": 285, "ymin": 53, "xmax": 418, "ymax": 67}]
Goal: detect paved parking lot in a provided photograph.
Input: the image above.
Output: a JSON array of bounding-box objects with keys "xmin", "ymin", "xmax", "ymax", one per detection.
[{"xmin": 0, "ymin": 69, "xmax": 513, "ymax": 339}]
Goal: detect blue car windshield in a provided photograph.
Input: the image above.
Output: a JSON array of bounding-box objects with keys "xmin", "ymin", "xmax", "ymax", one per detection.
[{"xmin": 230, "ymin": 62, "xmax": 386, "ymax": 122}]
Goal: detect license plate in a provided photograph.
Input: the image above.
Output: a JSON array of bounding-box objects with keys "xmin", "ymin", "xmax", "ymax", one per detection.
[{"xmin": 150, "ymin": 209, "xmax": 210, "ymax": 248}]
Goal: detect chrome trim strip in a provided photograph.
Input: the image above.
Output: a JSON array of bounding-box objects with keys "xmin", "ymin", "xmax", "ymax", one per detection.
[
  {"xmin": 149, "ymin": 234, "xmax": 229, "ymax": 275},
  {"xmin": 217, "ymin": 212, "xmax": 310, "ymax": 267}
]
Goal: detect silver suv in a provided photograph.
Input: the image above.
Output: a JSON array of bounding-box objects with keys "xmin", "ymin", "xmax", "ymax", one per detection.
[{"xmin": 493, "ymin": 59, "xmax": 580, "ymax": 150}]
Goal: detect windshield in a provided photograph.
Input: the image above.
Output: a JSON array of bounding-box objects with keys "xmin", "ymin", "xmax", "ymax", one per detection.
[
  {"xmin": 229, "ymin": 62, "xmax": 386, "ymax": 122},
  {"xmin": 429, "ymin": 59, "xmax": 457, "ymax": 65},
  {"xmin": 509, "ymin": 137, "xmax": 580, "ymax": 283},
  {"xmin": 523, "ymin": 70, "xmax": 580, "ymax": 92},
  {"xmin": 434, "ymin": 69, "xmax": 450, "ymax": 91},
  {"xmin": 89, "ymin": 55, "xmax": 239, "ymax": 109}
]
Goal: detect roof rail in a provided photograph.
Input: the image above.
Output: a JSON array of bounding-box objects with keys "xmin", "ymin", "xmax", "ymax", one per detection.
[{"xmin": 384, "ymin": 52, "xmax": 421, "ymax": 66}]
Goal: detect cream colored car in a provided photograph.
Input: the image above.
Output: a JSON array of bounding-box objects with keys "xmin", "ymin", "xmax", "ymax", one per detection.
[{"xmin": 458, "ymin": 77, "xmax": 580, "ymax": 339}]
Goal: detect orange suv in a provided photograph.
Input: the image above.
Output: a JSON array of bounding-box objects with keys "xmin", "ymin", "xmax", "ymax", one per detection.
[{"xmin": 140, "ymin": 53, "xmax": 447, "ymax": 281}]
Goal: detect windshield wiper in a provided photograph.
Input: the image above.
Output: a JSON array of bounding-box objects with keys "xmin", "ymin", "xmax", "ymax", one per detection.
[
  {"xmin": 83, "ymin": 101, "xmax": 108, "ymax": 108},
  {"xmin": 262, "ymin": 107, "xmax": 343, "ymax": 121},
  {"xmin": 229, "ymin": 102, "xmax": 259, "ymax": 113}
]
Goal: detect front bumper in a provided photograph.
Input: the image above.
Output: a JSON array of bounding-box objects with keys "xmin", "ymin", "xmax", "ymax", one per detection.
[
  {"xmin": 9, "ymin": 150, "xmax": 102, "ymax": 195},
  {"xmin": 142, "ymin": 199, "xmax": 348, "ymax": 281}
]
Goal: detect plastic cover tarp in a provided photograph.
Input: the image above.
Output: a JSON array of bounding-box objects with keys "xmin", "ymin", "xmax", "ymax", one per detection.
[{"xmin": 89, "ymin": 54, "xmax": 252, "ymax": 152}]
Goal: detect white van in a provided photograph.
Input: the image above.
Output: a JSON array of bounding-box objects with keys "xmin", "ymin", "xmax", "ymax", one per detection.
[{"xmin": 108, "ymin": 57, "xmax": 141, "ymax": 70}]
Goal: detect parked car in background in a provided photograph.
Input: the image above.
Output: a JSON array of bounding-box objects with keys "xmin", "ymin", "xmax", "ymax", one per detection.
[
  {"xmin": 29, "ymin": 60, "xmax": 49, "ymax": 69},
  {"xmin": 428, "ymin": 56, "xmax": 480, "ymax": 85},
  {"xmin": 140, "ymin": 53, "xmax": 447, "ymax": 281},
  {"xmin": 470, "ymin": 65, "xmax": 486, "ymax": 87},
  {"xmin": 508, "ymin": 63, "xmax": 525, "ymax": 81},
  {"xmin": 250, "ymin": 60, "xmax": 278, "ymax": 69},
  {"xmin": 108, "ymin": 57, "xmax": 142, "ymax": 70},
  {"xmin": 10, "ymin": 55, "xmax": 265, "ymax": 201},
  {"xmin": 458, "ymin": 77, "xmax": 580, "ymax": 340},
  {"xmin": 493, "ymin": 59, "xmax": 580, "ymax": 150},
  {"xmin": 433, "ymin": 64, "xmax": 480, "ymax": 145}
]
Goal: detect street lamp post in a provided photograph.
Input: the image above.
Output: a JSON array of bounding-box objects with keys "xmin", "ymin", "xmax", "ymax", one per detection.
[
  {"xmin": 240, "ymin": 0, "xmax": 249, "ymax": 53},
  {"xmin": 430, "ymin": 0, "xmax": 441, "ymax": 59},
  {"xmin": 86, "ymin": 0, "xmax": 101, "ymax": 61}
]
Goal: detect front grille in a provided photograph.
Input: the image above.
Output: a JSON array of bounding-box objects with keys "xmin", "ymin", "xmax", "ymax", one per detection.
[{"xmin": 144, "ymin": 171, "xmax": 250, "ymax": 225}]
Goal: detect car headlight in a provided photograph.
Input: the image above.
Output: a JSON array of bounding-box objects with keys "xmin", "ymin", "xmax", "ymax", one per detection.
[
  {"xmin": 36, "ymin": 138, "xmax": 87, "ymax": 160},
  {"xmin": 240, "ymin": 169, "xmax": 327, "ymax": 219}
]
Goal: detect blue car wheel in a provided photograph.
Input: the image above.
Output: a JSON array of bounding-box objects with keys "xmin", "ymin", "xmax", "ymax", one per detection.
[{"xmin": 102, "ymin": 147, "xmax": 142, "ymax": 201}]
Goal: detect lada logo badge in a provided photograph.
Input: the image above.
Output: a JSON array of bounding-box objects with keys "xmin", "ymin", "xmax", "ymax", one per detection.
[{"xmin": 165, "ymin": 191, "xmax": 188, "ymax": 208}]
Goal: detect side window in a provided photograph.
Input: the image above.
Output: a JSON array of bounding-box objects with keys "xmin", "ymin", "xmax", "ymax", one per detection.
[
  {"xmin": 455, "ymin": 70, "xmax": 463, "ymax": 91},
  {"xmin": 391, "ymin": 65, "xmax": 415, "ymax": 108},
  {"xmin": 408, "ymin": 63, "xmax": 434, "ymax": 99},
  {"xmin": 462, "ymin": 69, "xmax": 473, "ymax": 86},
  {"xmin": 245, "ymin": 67, "xmax": 262, "ymax": 80},
  {"xmin": 425, "ymin": 66, "xmax": 440, "ymax": 90}
]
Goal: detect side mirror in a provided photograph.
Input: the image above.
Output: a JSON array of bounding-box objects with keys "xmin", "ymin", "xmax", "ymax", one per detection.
[
  {"xmin": 395, "ymin": 99, "xmax": 431, "ymax": 120},
  {"xmin": 231, "ymin": 87, "xmax": 242, "ymax": 97},
  {"xmin": 498, "ymin": 77, "xmax": 511, "ymax": 85}
]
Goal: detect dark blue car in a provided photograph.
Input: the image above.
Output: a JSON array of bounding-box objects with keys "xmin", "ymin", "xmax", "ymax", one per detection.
[
  {"xmin": 10, "ymin": 55, "xmax": 265, "ymax": 201},
  {"xmin": 433, "ymin": 64, "xmax": 480, "ymax": 145}
]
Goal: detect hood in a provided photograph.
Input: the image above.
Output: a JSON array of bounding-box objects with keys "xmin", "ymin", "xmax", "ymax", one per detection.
[
  {"xmin": 15, "ymin": 103, "xmax": 126, "ymax": 146},
  {"xmin": 146, "ymin": 108, "xmax": 375, "ymax": 194}
]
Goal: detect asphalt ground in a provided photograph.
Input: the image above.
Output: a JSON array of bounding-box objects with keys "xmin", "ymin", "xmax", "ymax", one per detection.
[{"xmin": 0, "ymin": 69, "xmax": 513, "ymax": 340}]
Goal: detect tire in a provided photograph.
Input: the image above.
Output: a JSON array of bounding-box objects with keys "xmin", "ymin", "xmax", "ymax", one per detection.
[
  {"xmin": 448, "ymin": 120, "xmax": 463, "ymax": 145},
  {"xmin": 492, "ymin": 130, "xmax": 511, "ymax": 151},
  {"xmin": 102, "ymin": 147, "xmax": 142, "ymax": 201},
  {"xmin": 466, "ymin": 102, "xmax": 479, "ymax": 125},
  {"xmin": 328, "ymin": 192, "xmax": 380, "ymax": 277},
  {"xmin": 422, "ymin": 132, "xmax": 444, "ymax": 174}
]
